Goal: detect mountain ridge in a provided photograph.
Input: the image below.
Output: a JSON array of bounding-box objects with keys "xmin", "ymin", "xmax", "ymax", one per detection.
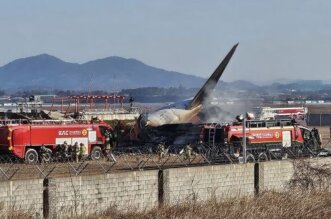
[
  {"xmin": 0, "ymin": 54, "xmax": 328, "ymax": 92},
  {"xmin": 0, "ymin": 54, "xmax": 205, "ymax": 91}
]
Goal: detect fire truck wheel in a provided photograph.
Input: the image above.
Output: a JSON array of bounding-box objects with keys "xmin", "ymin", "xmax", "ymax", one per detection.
[
  {"xmin": 91, "ymin": 146, "xmax": 102, "ymax": 160},
  {"xmin": 25, "ymin": 149, "xmax": 39, "ymax": 164}
]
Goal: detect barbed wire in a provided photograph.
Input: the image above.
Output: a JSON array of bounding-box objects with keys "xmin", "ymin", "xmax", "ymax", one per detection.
[{"xmin": 0, "ymin": 144, "xmax": 324, "ymax": 181}]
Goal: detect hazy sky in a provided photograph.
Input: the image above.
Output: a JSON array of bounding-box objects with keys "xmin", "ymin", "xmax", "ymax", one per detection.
[{"xmin": 0, "ymin": 0, "xmax": 331, "ymax": 83}]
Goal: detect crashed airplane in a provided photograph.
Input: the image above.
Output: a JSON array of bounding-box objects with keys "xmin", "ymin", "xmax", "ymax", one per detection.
[{"xmin": 138, "ymin": 43, "xmax": 239, "ymax": 128}]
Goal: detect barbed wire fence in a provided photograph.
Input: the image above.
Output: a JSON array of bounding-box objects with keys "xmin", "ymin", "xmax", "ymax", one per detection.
[{"xmin": 0, "ymin": 144, "xmax": 324, "ymax": 181}]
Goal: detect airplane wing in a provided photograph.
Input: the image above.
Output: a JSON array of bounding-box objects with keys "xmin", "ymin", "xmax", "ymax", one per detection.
[{"xmin": 188, "ymin": 43, "xmax": 239, "ymax": 110}]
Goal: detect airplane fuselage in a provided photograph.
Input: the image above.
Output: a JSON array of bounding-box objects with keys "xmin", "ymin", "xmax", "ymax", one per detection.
[{"xmin": 142, "ymin": 103, "xmax": 202, "ymax": 127}]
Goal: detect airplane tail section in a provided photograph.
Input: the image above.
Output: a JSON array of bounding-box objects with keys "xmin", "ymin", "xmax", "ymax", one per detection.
[{"xmin": 188, "ymin": 43, "xmax": 239, "ymax": 110}]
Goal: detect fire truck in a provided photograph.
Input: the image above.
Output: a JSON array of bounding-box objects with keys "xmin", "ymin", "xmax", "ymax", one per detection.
[
  {"xmin": 135, "ymin": 119, "xmax": 322, "ymax": 161},
  {"xmin": 200, "ymin": 119, "xmax": 322, "ymax": 161},
  {"xmin": 0, "ymin": 121, "xmax": 113, "ymax": 163}
]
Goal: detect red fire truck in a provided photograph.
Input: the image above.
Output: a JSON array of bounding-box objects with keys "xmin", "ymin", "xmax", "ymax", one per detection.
[
  {"xmin": 136, "ymin": 119, "xmax": 322, "ymax": 161},
  {"xmin": 0, "ymin": 121, "xmax": 113, "ymax": 163},
  {"xmin": 200, "ymin": 119, "xmax": 322, "ymax": 160}
]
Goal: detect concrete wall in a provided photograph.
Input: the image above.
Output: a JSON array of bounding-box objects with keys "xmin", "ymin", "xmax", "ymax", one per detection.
[
  {"xmin": 0, "ymin": 179, "xmax": 43, "ymax": 217},
  {"xmin": 258, "ymin": 161, "xmax": 294, "ymax": 191},
  {"xmin": 48, "ymin": 170, "xmax": 159, "ymax": 217},
  {"xmin": 163, "ymin": 164, "xmax": 255, "ymax": 204}
]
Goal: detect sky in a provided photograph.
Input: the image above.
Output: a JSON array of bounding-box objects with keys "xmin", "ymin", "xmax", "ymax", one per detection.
[{"xmin": 0, "ymin": 0, "xmax": 331, "ymax": 84}]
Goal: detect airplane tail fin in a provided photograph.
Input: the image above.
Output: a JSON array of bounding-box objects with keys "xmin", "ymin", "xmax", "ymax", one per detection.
[{"xmin": 188, "ymin": 43, "xmax": 239, "ymax": 110}]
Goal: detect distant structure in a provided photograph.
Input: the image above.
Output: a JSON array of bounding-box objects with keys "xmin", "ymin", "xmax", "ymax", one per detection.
[
  {"xmin": 270, "ymin": 100, "xmax": 326, "ymax": 105},
  {"xmin": 50, "ymin": 95, "xmax": 140, "ymax": 121}
]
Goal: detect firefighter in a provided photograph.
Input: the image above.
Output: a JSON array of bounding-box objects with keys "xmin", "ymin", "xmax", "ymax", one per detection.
[
  {"xmin": 63, "ymin": 141, "xmax": 69, "ymax": 158},
  {"xmin": 106, "ymin": 129, "xmax": 119, "ymax": 162},
  {"xmin": 115, "ymin": 121, "xmax": 125, "ymax": 142},
  {"xmin": 112, "ymin": 129, "xmax": 119, "ymax": 148},
  {"xmin": 73, "ymin": 142, "xmax": 80, "ymax": 163},
  {"xmin": 105, "ymin": 129, "xmax": 113, "ymax": 153},
  {"xmin": 67, "ymin": 143, "xmax": 73, "ymax": 160},
  {"xmin": 184, "ymin": 143, "xmax": 193, "ymax": 160},
  {"xmin": 233, "ymin": 148, "xmax": 240, "ymax": 158},
  {"xmin": 40, "ymin": 145, "xmax": 50, "ymax": 163},
  {"xmin": 157, "ymin": 142, "xmax": 166, "ymax": 160},
  {"xmin": 57, "ymin": 143, "xmax": 64, "ymax": 158},
  {"xmin": 79, "ymin": 143, "xmax": 87, "ymax": 160}
]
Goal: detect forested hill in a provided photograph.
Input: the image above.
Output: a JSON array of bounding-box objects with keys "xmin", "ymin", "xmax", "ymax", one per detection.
[{"xmin": 0, "ymin": 54, "xmax": 205, "ymax": 90}]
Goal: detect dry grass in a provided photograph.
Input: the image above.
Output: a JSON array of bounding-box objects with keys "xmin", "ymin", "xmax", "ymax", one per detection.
[
  {"xmin": 2, "ymin": 191, "xmax": 330, "ymax": 219},
  {"xmin": 77, "ymin": 190, "xmax": 331, "ymax": 219},
  {"xmin": 0, "ymin": 208, "xmax": 35, "ymax": 219},
  {"xmin": 290, "ymin": 159, "xmax": 331, "ymax": 191}
]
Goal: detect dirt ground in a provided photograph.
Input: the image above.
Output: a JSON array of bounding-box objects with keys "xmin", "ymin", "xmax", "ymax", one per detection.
[{"xmin": 0, "ymin": 154, "xmax": 209, "ymax": 181}]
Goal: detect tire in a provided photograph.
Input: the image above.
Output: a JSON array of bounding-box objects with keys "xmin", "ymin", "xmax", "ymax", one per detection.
[
  {"xmin": 91, "ymin": 146, "xmax": 102, "ymax": 160},
  {"xmin": 25, "ymin": 148, "xmax": 39, "ymax": 164}
]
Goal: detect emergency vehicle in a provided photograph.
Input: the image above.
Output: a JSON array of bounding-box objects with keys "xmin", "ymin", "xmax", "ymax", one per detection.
[
  {"xmin": 136, "ymin": 119, "xmax": 322, "ymax": 161},
  {"xmin": 201, "ymin": 119, "xmax": 321, "ymax": 160},
  {"xmin": 0, "ymin": 121, "xmax": 112, "ymax": 163}
]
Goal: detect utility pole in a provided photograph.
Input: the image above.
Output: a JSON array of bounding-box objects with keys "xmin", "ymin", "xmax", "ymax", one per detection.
[{"xmin": 242, "ymin": 118, "xmax": 247, "ymax": 163}]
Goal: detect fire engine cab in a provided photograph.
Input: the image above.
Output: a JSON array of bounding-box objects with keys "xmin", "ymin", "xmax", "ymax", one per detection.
[{"xmin": 0, "ymin": 121, "xmax": 113, "ymax": 163}]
